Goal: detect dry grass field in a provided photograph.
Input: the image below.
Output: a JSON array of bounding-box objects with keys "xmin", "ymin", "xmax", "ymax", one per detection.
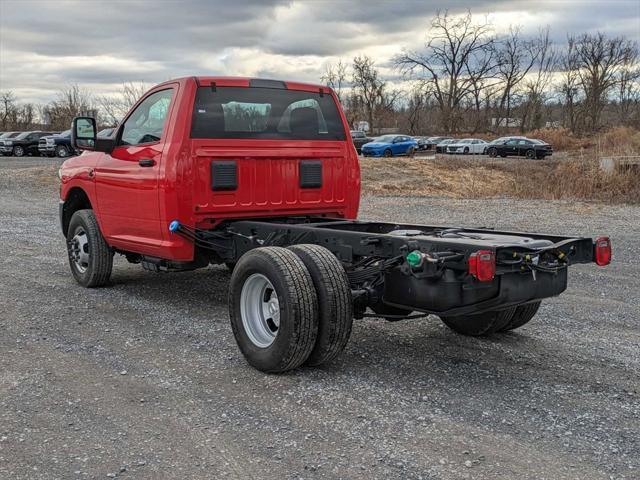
[{"xmin": 361, "ymin": 127, "xmax": 640, "ymax": 204}]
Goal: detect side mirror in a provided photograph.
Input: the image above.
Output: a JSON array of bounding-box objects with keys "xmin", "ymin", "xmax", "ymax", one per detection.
[
  {"xmin": 71, "ymin": 116, "xmax": 116, "ymax": 154},
  {"xmin": 72, "ymin": 117, "xmax": 96, "ymax": 151}
]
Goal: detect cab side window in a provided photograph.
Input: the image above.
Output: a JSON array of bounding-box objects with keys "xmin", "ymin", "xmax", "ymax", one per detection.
[{"xmin": 121, "ymin": 89, "xmax": 174, "ymax": 146}]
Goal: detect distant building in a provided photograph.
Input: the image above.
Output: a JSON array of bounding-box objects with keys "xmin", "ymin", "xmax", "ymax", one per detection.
[{"xmin": 354, "ymin": 121, "xmax": 369, "ymax": 132}]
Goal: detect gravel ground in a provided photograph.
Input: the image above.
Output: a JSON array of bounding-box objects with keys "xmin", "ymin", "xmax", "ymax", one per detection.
[{"xmin": 1, "ymin": 157, "xmax": 638, "ymax": 479}]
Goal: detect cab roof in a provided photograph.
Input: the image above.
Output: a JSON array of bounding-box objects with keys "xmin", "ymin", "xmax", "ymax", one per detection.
[{"xmin": 157, "ymin": 76, "xmax": 330, "ymax": 94}]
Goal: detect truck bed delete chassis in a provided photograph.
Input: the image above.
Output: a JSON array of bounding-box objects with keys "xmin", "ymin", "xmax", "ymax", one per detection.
[{"xmin": 175, "ymin": 217, "xmax": 595, "ymax": 318}]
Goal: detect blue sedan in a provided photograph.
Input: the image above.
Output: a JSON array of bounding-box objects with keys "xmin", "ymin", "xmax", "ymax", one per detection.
[{"xmin": 361, "ymin": 135, "xmax": 418, "ymax": 157}]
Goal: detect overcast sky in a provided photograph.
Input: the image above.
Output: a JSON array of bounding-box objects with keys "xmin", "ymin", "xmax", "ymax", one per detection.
[{"xmin": 1, "ymin": 0, "xmax": 639, "ymax": 104}]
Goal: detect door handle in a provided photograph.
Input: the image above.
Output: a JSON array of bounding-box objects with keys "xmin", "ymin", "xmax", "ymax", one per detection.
[{"xmin": 138, "ymin": 159, "xmax": 155, "ymax": 167}]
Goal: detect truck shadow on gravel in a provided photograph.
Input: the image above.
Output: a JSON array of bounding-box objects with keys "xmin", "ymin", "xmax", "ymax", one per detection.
[{"xmin": 100, "ymin": 261, "xmax": 596, "ymax": 385}]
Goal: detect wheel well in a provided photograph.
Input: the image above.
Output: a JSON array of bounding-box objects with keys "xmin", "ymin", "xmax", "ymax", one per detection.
[{"xmin": 61, "ymin": 188, "xmax": 92, "ymax": 236}]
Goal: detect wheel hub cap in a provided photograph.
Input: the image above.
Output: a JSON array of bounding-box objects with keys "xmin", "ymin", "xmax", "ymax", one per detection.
[
  {"xmin": 69, "ymin": 228, "xmax": 90, "ymax": 273},
  {"xmin": 240, "ymin": 273, "xmax": 280, "ymax": 348}
]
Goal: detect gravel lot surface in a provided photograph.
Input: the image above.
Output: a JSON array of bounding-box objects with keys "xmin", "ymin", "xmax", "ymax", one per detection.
[{"xmin": 1, "ymin": 157, "xmax": 638, "ymax": 479}]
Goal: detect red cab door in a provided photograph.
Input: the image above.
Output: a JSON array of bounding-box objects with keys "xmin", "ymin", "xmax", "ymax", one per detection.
[{"xmin": 94, "ymin": 87, "xmax": 176, "ymax": 254}]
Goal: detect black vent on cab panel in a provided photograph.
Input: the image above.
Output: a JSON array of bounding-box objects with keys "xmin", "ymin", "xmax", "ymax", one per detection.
[
  {"xmin": 299, "ymin": 160, "xmax": 322, "ymax": 188},
  {"xmin": 211, "ymin": 160, "xmax": 237, "ymax": 191}
]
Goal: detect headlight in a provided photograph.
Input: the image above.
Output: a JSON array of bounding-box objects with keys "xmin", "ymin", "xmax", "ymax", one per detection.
[
  {"xmin": 47, "ymin": 138, "xmax": 54, "ymax": 144},
  {"xmin": 5, "ymin": 141, "xmax": 12, "ymax": 146}
]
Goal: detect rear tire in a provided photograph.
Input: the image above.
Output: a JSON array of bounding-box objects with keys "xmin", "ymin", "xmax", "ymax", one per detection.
[
  {"xmin": 288, "ymin": 244, "xmax": 353, "ymax": 366},
  {"xmin": 499, "ymin": 301, "xmax": 541, "ymax": 332},
  {"xmin": 229, "ymin": 247, "xmax": 318, "ymax": 373},
  {"xmin": 66, "ymin": 209, "xmax": 113, "ymax": 288},
  {"xmin": 441, "ymin": 307, "xmax": 516, "ymax": 336},
  {"xmin": 526, "ymin": 149, "xmax": 536, "ymax": 159},
  {"xmin": 406, "ymin": 146, "xmax": 416, "ymax": 158}
]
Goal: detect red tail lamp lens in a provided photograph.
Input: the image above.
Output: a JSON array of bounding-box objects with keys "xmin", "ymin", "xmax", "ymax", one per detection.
[
  {"xmin": 468, "ymin": 250, "xmax": 496, "ymax": 282},
  {"xmin": 594, "ymin": 236, "xmax": 611, "ymax": 266}
]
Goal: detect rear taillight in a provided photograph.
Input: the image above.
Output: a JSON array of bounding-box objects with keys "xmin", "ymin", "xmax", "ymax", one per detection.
[
  {"xmin": 468, "ymin": 250, "xmax": 496, "ymax": 282},
  {"xmin": 594, "ymin": 236, "xmax": 612, "ymax": 266}
]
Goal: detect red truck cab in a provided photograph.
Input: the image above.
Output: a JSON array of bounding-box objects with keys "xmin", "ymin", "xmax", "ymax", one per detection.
[{"xmin": 60, "ymin": 77, "xmax": 360, "ymax": 263}]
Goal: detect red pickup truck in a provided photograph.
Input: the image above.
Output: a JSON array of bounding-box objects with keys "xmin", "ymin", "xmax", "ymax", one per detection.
[{"xmin": 60, "ymin": 76, "xmax": 611, "ymax": 373}]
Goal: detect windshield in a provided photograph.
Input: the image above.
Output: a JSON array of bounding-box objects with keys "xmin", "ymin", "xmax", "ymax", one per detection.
[
  {"xmin": 191, "ymin": 86, "xmax": 345, "ymax": 140},
  {"xmin": 0, "ymin": 132, "xmax": 16, "ymax": 139},
  {"xmin": 56, "ymin": 129, "xmax": 71, "ymax": 137},
  {"xmin": 15, "ymin": 132, "xmax": 31, "ymax": 140},
  {"xmin": 375, "ymin": 135, "xmax": 396, "ymax": 142}
]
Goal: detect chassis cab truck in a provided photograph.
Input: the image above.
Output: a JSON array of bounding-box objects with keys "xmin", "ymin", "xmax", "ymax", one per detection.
[{"xmin": 60, "ymin": 77, "xmax": 611, "ymax": 372}]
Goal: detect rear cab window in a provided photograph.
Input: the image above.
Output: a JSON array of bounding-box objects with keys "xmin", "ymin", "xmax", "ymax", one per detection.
[{"xmin": 191, "ymin": 86, "xmax": 346, "ymax": 140}]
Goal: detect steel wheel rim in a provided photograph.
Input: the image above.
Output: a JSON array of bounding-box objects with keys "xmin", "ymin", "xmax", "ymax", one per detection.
[
  {"xmin": 240, "ymin": 273, "xmax": 280, "ymax": 348},
  {"xmin": 14, "ymin": 146, "xmax": 23, "ymax": 156},
  {"xmin": 69, "ymin": 227, "xmax": 90, "ymax": 273}
]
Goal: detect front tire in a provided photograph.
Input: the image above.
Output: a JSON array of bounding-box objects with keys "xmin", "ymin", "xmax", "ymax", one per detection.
[
  {"xmin": 463, "ymin": 147, "xmax": 469, "ymax": 154},
  {"xmin": 229, "ymin": 247, "xmax": 319, "ymax": 373},
  {"xmin": 56, "ymin": 145, "xmax": 70, "ymax": 158},
  {"xmin": 66, "ymin": 209, "xmax": 113, "ymax": 287},
  {"xmin": 383, "ymin": 149, "xmax": 392, "ymax": 157},
  {"xmin": 288, "ymin": 245, "xmax": 353, "ymax": 366},
  {"xmin": 441, "ymin": 307, "xmax": 516, "ymax": 336},
  {"xmin": 13, "ymin": 146, "xmax": 24, "ymax": 157}
]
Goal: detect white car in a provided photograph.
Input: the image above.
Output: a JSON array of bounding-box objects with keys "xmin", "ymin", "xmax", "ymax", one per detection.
[{"xmin": 445, "ymin": 138, "xmax": 488, "ymax": 155}]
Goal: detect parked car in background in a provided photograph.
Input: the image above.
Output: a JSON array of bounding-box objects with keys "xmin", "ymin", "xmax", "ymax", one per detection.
[
  {"xmin": 350, "ymin": 130, "xmax": 373, "ymax": 153},
  {"xmin": 0, "ymin": 131, "xmax": 22, "ymax": 143},
  {"xmin": 488, "ymin": 138, "xmax": 553, "ymax": 159},
  {"xmin": 361, "ymin": 134, "xmax": 418, "ymax": 157},
  {"xmin": 0, "ymin": 131, "xmax": 51, "ymax": 157},
  {"xmin": 482, "ymin": 136, "xmax": 526, "ymax": 154},
  {"xmin": 446, "ymin": 138, "xmax": 488, "ymax": 155},
  {"xmin": 435, "ymin": 138, "xmax": 456, "ymax": 153},
  {"xmin": 424, "ymin": 136, "xmax": 453, "ymax": 150},
  {"xmin": 413, "ymin": 136, "xmax": 431, "ymax": 151},
  {"xmin": 39, "ymin": 129, "xmax": 75, "ymax": 158}
]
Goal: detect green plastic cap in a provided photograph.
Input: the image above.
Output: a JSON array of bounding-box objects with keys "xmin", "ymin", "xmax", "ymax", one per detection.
[{"xmin": 406, "ymin": 250, "xmax": 422, "ymax": 267}]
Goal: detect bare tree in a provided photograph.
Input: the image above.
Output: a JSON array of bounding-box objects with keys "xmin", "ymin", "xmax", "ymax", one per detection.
[
  {"xmin": 520, "ymin": 28, "xmax": 557, "ymax": 131},
  {"xmin": 572, "ymin": 32, "xmax": 638, "ymax": 131},
  {"xmin": 494, "ymin": 26, "xmax": 540, "ymax": 130},
  {"xmin": 351, "ymin": 55, "xmax": 388, "ymax": 133},
  {"xmin": 321, "ymin": 60, "xmax": 349, "ymax": 103},
  {"xmin": 395, "ymin": 10, "xmax": 494, "ymax": 133},
  {"xmin": 404, "ymin": 85, "xmax": 429, "ymax": 134},
  {"xmin": 0, "ymin": 91, "xmax": 17, "ymax": 130},
  {"xmin": 558, "ymin": 36, "xmax": 582, "ymax": 131},
  {"xmin": 97, "ymin": 81, "xmax": 148, "ymax": 126},
  {"xmin": 43, "ymin": 84, "xmax": 94, "ymax": 131}
]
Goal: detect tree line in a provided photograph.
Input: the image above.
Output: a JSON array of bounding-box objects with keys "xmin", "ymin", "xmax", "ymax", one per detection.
[
  {"xmin": 324, "ymin": 11, "xmax": 639, "ymax": 135},
  {"xmin": 0, "ymin": 82, "xmax": 147, "ymax": 132}
]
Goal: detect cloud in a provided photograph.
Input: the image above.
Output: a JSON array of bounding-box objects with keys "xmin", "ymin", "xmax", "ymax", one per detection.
[{"xmin": 0, "ymin": 0, "xmax": 638, "ymax": 104}]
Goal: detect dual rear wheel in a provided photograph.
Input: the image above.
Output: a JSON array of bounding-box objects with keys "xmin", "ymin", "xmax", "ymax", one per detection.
[
  {"xmin": 440, "ymin": 301, "xmax": 541, "ymax": 336},
  {"xmin": 229, "ymin": 245, "xmax": 353, "ymax": 373}
]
